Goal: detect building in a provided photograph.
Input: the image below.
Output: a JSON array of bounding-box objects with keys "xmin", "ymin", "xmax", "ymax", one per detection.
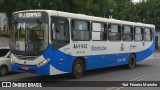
[
  {"xmin": 0, "ymin": 37, "xmax": 9, "ymax": 47},
  {"xmin": 0, "ymin": 13, "xmax": 9, "ymax": 36},
  {"xmin": 0, "ymin": 13, "xmax": 8, "ymax": 30}
]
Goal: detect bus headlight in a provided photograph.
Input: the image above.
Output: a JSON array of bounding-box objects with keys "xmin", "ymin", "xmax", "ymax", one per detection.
[{"xmin": 37, "ymin": 58, "xmax": 50, "ymax": 67}]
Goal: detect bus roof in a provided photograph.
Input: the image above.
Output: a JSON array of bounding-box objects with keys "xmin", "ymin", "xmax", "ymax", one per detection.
[{"xmin": 13, "ymin": 10, "xmax": 155, "ymax": 28}]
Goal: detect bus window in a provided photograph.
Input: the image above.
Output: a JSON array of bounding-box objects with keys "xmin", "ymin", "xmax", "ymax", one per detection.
[
  {"xmin": 71, "ymin": 20, "xmax": 90, "ymax": 41},
  {"xmin": 135, "ymin": 27, "xmax": 143, "ymax": 41},
  {"xmin": 122, "ymin": 25, "xmax": 133, "ymax": 41},
  {"xmin": 92, "ymin": 22, "xmax": 107, "ymax": 40},
  {"xmin": 144, "ymin": 28, "xmax": 152, "ymax": 41},
  {"xmin": 108, "ymin": 24, "xmax": 121, "ymax": 41},
  {"xmin": 52, "ymin": 18, "xmax": 69, "ymax": 41},
  {"xmin": 51, "ymin": 17, "xmax": 70, "ymax": 50}
]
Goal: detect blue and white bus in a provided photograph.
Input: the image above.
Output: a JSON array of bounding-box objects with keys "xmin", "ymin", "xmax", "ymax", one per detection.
[{"xmin": 10, "ymin": 10, "xmax": 155, "ymax": 78}]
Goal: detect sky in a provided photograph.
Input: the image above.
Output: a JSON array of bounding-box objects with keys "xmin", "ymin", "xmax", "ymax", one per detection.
[{"xmin": 132, "ymin": 0, "xmax": 140, "ymax": 3}]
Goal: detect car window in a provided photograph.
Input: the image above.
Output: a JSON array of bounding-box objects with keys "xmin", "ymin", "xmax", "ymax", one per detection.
[{"xmin": 0, "ymin": 49, "xmax": 9, "ymax": 57}]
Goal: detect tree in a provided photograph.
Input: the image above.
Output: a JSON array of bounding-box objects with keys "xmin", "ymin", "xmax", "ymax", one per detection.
[
  {"xmin": 94, "ymin": 0, "xmax": 117, "ymax": 17},
  {"xmin": 0, "ymin": 0, "xmax": 160, "ymax": 30}
]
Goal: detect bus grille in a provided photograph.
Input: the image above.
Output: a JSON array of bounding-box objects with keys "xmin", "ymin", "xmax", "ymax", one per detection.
[{"xmin": 14, "ymin": 54, "xmax": 39, "ymax": 60}]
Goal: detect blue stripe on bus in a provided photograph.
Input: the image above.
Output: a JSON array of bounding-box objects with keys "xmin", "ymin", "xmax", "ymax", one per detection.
[
  {"xmin": 46, "ymin": 41, "xmax": 155, "ymax": 73},
  {"xmin": 11, "ymin": 40, "xmax": 155, "ymax": 75}
]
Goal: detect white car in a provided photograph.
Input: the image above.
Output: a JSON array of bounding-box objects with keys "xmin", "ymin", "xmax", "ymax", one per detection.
[{"xmin": 0, "ymin": 47, "xmax": 11, "ymax": 76}]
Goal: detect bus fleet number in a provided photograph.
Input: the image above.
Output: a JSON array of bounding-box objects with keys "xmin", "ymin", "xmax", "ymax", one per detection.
[{"xmin": 73, "ymin": 44, "xmax": 87, "ymax": 49}]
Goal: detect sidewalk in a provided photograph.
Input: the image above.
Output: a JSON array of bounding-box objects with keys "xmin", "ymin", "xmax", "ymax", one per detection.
[{"xmin": 154, "ymin": 52, "xmax": 160, "ymax": 57}]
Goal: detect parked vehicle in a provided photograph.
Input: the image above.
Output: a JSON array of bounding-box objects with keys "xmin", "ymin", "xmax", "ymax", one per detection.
[{"xmin": 0, "ymin": 47, "xmax": 10, "ymax": 76}]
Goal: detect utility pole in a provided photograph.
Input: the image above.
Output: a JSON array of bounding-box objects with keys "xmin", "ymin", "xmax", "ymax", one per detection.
[
  {"xmin": 0, "ymin": 14, "xmax": 1, "ymax": 34},
  {"xmin": 109, "ymin": 9, "xmax": 113, "ymax": 19}
]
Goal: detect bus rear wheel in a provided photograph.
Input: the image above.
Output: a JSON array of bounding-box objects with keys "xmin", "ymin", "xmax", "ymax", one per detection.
[
  {"xmin": 127, "ymin": 54, "xmax": 136, "ymax": 69},
  {"xmin": 72, "ymin": 59, "xmax": 85, "ymax": 79}
]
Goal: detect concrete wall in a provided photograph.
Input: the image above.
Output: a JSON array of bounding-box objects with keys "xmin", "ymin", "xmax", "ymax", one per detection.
[
  {"xmin": 0, "ymin": 13, "xmax": 8, "ymax": 30},
  {"xmin": 156, "ymin": 32, "xmax": 160, "ymax": 49},
  {"xmin": 0, "ymin": 37, "xmax": 9, "ymax": 48}
]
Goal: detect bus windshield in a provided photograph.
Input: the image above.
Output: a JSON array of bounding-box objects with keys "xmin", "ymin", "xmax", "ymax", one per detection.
[{"xmin": 10, "ymin": 12, "xmax": 48, "ymax": 55}]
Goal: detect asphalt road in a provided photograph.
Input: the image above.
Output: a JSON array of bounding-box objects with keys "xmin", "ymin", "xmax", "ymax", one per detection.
[{"xmin": 1, "ymin": 53, "xmax": 160, "ymax": 90}]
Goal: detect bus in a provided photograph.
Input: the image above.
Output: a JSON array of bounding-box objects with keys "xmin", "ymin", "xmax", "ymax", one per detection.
[{"xmin": 10, "ymin": 10, "xmax": 155, "ymax": 78}]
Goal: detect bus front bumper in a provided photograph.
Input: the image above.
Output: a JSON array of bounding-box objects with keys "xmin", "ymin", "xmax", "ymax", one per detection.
[{"xmin": 11, "ymin": 63, "xmax": 50, "ymax": 75}]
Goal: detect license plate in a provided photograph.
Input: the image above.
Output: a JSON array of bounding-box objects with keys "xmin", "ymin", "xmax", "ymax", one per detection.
[{"xmin": 22, "ymin": 66, "xmax": 28, "ymax": 70}]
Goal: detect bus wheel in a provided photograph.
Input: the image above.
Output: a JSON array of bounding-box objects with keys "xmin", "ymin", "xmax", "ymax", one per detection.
[
  {"xmin": 0, "ymin": 66, "xmax": 8, "ymax": 76},
  {"xmin": 128, "ymin": 54, "xmax": 136, "ymax": 69},
  {"xmin": 72, "ymin": 59, "xmax": 85, "ymax": 79}
]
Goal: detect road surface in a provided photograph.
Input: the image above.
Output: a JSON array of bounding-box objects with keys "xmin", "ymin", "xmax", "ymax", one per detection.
[{"xmin": 1, "ymin": 53, "xmax": 160, "ymax": 90}]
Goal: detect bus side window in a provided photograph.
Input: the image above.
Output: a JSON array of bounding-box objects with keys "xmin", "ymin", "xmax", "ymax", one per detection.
[
  {"xmin": 144, "ymin": 28, "xmax": 152, "ymax": 41},
  {"xmin": 51, "ymin": 17, "xmax": 69, "ymax": 42},
  {"xmin": 51, "ymin": 17, "xmax": 70, "ymax": 50},
  {"xmin": 108, "ymin": 24, "xmax": 121, "ymax": 41},
  {"xmin": 135, "ymin": 27, "xmax": 143, "ymax": 41},
  {"xmin": 122, "ymin": 25, "xmax": 133, "ymax": 41},
  {"xmin": 92, "ymin": 22, "xmax": 107, "ymax": 41},
  {"xmin": 71, "ymin": 20, "xmax": 90, "ymax": 41}
]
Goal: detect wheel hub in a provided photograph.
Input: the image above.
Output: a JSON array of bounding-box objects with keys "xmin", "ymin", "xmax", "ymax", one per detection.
[{"xmin": 76, "ymin": 64, "xmax": 82, "ymax": 74}]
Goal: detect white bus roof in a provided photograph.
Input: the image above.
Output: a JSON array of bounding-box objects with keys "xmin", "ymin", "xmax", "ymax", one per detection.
[{"xmin": 13, "ymin": 10, "xmax": 155, "ymax": 28}]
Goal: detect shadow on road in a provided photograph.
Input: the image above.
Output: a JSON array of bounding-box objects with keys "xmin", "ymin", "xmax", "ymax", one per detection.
[
  {"xmin": 7, "ymin": 72, "xmax": 22, "ymax": 76},
  {"xmin": 84, "ymin": 64, "xmax": 152, "ymax": 78},
  {"xmin": 13, "ymin": 64, "xmax": 152, "ymax": 81}
]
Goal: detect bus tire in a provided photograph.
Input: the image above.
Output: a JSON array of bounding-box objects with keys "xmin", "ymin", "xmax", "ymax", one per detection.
[
  {"xmin": 127, "ymin": 54, "xmax": 136, "ymax": 69},
  {"xmin": 72, "ymin": 59, "xmax": 85, "ymax": 79},
  {"xmin": 0, "ymin": 65, "xmax": 8, "ymax": 76}
]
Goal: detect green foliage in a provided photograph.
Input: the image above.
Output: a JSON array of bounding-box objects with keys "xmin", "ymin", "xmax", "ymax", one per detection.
[{"xmin": 0, "ymin": 0, "xmax": 160, "ymax": 30}]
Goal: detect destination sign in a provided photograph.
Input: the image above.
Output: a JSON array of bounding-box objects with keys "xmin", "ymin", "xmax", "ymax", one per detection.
[{"xmin": 18, "ymin": 12, "xmax": 42, "ymax": 18}]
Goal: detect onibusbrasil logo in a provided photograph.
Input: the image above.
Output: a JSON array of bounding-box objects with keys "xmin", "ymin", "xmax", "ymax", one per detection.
[{"xmin": 1, "ymin": 82, "xmax": 42, "ymax": 87}]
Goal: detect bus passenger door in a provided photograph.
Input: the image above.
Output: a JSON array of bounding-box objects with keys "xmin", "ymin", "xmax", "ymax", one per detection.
[{"xmin": 51, "ymin": 17, "xmax": 70, "ymax": 51}]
